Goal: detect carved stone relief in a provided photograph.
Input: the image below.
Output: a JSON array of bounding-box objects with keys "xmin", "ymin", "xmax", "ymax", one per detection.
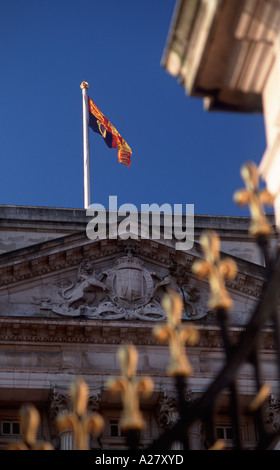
[
  {"xmin": 48, "ymin": 388, "xmax": 70, "ymax": 423},
  {"xmin": 33, "ymin": 254, "xmax": 208, "ymax": 322},
  {"xmin": 47, "ymin": 386, "xmax": 101, "ymax": 450},
  {"xmin": 48, "ymin": 387, "xmax": 102, "ymax": 422},
  {"xmin": 156, "ymin": 388, "xmax": 194, "ymax": 429},
  {"xmin": 263, "ymin": 395, "xmax": 280, "ymax": 433},
  {"xmin": 156, "ymin": 393, "xmax": 178, "ymax": 429}
]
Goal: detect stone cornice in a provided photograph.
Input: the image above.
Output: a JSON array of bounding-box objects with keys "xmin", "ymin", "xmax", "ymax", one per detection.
[
  {"xmin": 0, "ymin": 236, "xmax": 177, "ymax": 288},
  {"xmin": 0, "ymin": 204, "xmax": 267, "ymax": 231},
  {"xmin": 0, "ymin": 317, "xmax": 275, "ymax": 350},
  {"xmin": 0, "ymin": 234, "xmax": 266, "ymax": 304}
]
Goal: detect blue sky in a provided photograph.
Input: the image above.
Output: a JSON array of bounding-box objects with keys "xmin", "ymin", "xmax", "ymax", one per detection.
[{"xmin": 0, "ymin": 0, "xmax": 266, "ymax": 216}]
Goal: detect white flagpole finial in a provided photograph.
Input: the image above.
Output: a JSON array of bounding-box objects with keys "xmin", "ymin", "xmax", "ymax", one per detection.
[{"xmin": 81, "ymin": 81, "xmax": 90, "ymax": 209}]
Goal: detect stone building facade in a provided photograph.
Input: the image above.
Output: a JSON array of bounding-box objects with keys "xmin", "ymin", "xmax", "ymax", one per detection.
[
  {"xmin": 0, "ymin": 205, "xmax": 279, "ymax": 449},
  {"xmin": 162, "ymin": 0, "xmax": 280, "ymax": 228}
]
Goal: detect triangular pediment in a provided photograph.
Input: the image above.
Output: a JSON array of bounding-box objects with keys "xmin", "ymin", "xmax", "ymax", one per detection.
[{"xmin": 0, "ymin": 231, "xmax": 266, "ymax": 324}]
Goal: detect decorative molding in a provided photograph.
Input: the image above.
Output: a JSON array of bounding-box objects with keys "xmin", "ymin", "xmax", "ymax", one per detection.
[
  {"xmin": 48, "ymin": 388, "xmax": 70, "ymax": 423},
  {"xmin": 226, "ymin": 272, "xmax": 265, "ymax": 300},
  {"xmin": 48, "ymin": 387, "xmax": 102, "ymax": 422},
  {"xmin": 156, "ymin": 388, "xmax": 194, "ymax": 429},
  {"xmin": 264, "ymin": 395, "xmax": 280, "ymax": 433},
  {"xmin": 32, "ymin": 253, "xmax": 208, "ymax": 322},
  {"xmin": 156, "ymin": 393, "xmax": 178, "ymax": 429},
  {"xmin": 0, "ymin": 317, "xmax": 276, "ymax": 350},
  {"xmin": 88, "ymin": 392, "xmax": 102, "ymax": 412},
  {"xmin": 0, "ymin": 237, "xmax": 266, "ymax": 307},
  {"xmin": 0, "ymin": 237, "xmax": 176, "ymax": 288},
  {"xmin": 1, "ymin": 249, "xmax": 264, "ymax": 327}
]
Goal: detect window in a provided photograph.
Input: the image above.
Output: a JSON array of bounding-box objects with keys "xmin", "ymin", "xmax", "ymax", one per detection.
[
  {"xmin": 216, "ymin": 426, "xmax": 234, "ymax": 441},
  {"xmin": 1, "ymin": 421, "xmax": 20, "ymax": 436},
  {"xmin": 109, "ymin": 419, "xmax": 126, "ymax": 438},
  {"xmin": 110, "ymin": 419, "xmax": 119, "ymax": 437},
  {"xmin": 99, "ymin": 410, "xmax": 153, "ymax": 450}
]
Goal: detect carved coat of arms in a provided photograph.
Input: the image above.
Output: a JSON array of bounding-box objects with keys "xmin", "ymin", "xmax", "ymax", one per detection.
[
  {"xmin": 106, "ymin": 256, "xmax": 153, "ymax": 308},
  {"xmin": 35, "ymin": 254, "xmax": 207, "ymax": 321}
]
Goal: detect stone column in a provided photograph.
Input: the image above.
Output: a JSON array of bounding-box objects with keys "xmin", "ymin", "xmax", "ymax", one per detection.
[
  {"xmin": 48, "ymin": 388, "xmax": 73, "ymax": 450},
  {"xmin": 48, "ymin": 388, "xmax": 102, "ymax": 450},
  {"xmin": 59, "ymin": 430, "xmax": 74, "ymax": 451}
]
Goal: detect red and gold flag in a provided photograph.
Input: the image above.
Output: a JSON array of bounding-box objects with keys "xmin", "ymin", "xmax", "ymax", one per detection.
[{"xmin": 88, "ymin": 96, "xmax": 132, "ymax": 167}]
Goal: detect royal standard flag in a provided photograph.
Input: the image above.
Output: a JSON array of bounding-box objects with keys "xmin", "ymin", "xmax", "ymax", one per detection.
[{"xmin": 88, "ymin": 96, "xmax": 132, "ymax": 167}]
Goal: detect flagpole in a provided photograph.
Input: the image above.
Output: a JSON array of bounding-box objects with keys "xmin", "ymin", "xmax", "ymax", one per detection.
[{"xmin": 80, "ymin": 81, "xmax": 91, "ymax": 209}]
